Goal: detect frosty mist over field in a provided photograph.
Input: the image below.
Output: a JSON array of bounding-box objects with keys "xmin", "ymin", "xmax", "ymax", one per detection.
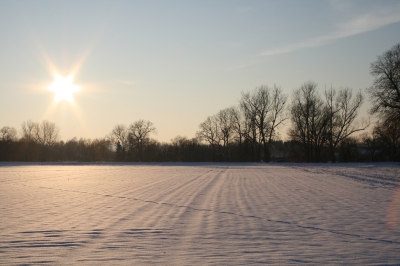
[{"xmin": 1, "ymin": 163, "xmax": 399, "ymax": 264}]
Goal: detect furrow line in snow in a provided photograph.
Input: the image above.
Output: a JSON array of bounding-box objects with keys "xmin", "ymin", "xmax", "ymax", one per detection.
[
  {"xmin": 21, "ymin": 182, "xmax": 400, "ymax": 246},
  {"xmin": 290, "ymin": 165, "xmax": 400, "ymax": 188}
]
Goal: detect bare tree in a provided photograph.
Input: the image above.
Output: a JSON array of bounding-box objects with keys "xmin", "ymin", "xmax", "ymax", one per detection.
[
  {"xmin": 241, "ymin": 85, "xmax": 288, "ymax": 162},
  {"xmin": 35, "ymin": 120, "xmax": 60, "ymax": 146},
  {"xmin": 368, "ymin": 43, "xmax": 400, "ymax": 122},
  {"xmin": 108, "ymin": 124, "xmax": 129, "ymax": 161},
  {"xmin": 230, "ymin": 106, "xmax": 248, "ymax": 161},
  {"xmin": 21, "ymin": 120, "xmax": 59, "ymax": 146},
  {"xmin": 230, "ymin": 107, "xmax": 245, "ymax": 144},
  {"xmin": 0, "ymin": 126, "xmax": 18, "ymax": 142},
  {"xmin": 289, "ymin": 81, "xmax": 330, "ymax": 162},
  {"xmin": 196, "ymin": 115, "xmax": 219, "ymax": 161},
  {"xmin": 267, "ymin": 86, "xmax": 289, "ymax": 146},
  {"xmin": 128, "ymin": 120, "xmax": 156, "ymax": 161},
  {"xmin": 241, "ymin": 86, "xmax": 268, "ymax": 161},
  {"xmin": 109, "ymin": 124, "xmax": 129, "ymax": 150},
  {"xmin": 325, "ymin": 87, "xmax": 368, "ymax": 162},
  {"xmin": 19, "ymin": 120, "xmax": 60, "ymax": 161},
  {"xmin": 171, "ymin": 135, "xmax": 189, "ymax": 161},
  {"xmin": 21, "ymin": 120, "xmax": 37, "ymax": 142},
  {"xmin": 241, "ymin": 99, "xmax": 260, "ymax": 161},
  {"xmin": 374, "ymin": 119, "xmax": 400, "ymax": 161},
  {"xmin": 0, "ymin": 126, "xmax": 18, "ymax": 161},
  {"xmin": 216, "ymin": 107, "xmax": 235, "ymax": 161}
]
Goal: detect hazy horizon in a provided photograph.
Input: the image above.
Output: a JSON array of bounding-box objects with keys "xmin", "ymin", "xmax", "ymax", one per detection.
[{"xmin": 1, "ymin": 0, "xmax": 400, "ymax": 142}]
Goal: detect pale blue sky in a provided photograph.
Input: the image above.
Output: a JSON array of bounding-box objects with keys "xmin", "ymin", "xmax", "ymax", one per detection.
[{"xmin": 1, "ymin": 0, "xmax": 400, "ymax": 142}]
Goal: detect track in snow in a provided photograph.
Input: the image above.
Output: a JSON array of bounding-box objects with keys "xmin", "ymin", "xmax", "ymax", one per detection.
[{"xmin": 1, "ymin": 163, "xmax": 399, "ymax": 265}]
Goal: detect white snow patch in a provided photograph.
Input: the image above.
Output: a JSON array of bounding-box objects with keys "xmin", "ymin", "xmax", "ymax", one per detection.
[{"xmin": 1, "ymin": 162, "xmax": 399, "ymax": 264}]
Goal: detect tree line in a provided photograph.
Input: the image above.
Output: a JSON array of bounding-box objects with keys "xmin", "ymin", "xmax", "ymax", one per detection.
[{"xmin": 1, "ymin": 43, "xmax": 399, "ymax": 163}]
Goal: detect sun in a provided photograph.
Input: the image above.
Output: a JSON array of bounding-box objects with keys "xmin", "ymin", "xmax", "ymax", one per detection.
[{"xmin": 48, "ymin": 74, "xmax": 80, "ymax": 103}]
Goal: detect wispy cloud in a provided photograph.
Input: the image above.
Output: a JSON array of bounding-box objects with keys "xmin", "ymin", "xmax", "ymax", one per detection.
[{"xmin": 259, "ymin": 5, "xmax": 400, "ymax": 56}]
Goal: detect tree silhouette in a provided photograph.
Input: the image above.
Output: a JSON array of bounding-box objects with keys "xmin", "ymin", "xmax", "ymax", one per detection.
[
  {"xmin": 368, "ymin": 43, "xmax": 400, "ymax": 122},
  {"xmin": 289, "ymin": 82, "xmax": 330, "ymax": 162},
  {"xmin": 128, "ymin": 120, "xmax": 156, "ymax": 161},
  {"xmin": 241, "ymin": 85, "xmax": 288, "ymax": 162},
  {"xmin": 325, "ymin": 87, "xmax": 367, "ymax": 162}
]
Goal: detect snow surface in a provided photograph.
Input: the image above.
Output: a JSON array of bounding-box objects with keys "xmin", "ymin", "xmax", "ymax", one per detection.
[{"xmin": 1, "ymin": 162, "xmax": 399, "ymax": 265}]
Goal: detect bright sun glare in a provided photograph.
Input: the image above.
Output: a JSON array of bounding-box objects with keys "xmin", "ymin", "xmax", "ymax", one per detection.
[{"xmin": 48, "ymin": 74, "xmax": 80, "ymax": 103}]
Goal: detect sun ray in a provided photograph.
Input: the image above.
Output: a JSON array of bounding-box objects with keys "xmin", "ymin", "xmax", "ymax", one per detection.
[{"xmin": 48, "ymin": 74, "xmax": 80, "ymax": 104}]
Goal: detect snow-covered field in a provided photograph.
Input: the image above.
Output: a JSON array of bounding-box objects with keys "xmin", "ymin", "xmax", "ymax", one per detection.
[{"xmin": 1, "ymin": 162, "xmax": 399, "ymax": 265}]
